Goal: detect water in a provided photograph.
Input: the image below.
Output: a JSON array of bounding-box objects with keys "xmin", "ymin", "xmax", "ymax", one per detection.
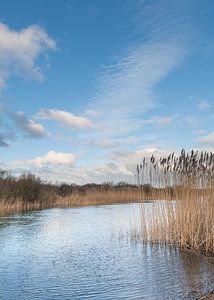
[{"xmin": 0, "ymin": 203, "xmax": 213, "ymax": 300}]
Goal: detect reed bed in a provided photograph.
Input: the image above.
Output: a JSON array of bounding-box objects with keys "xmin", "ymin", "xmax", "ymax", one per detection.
[
  {"xmin": 55, "ymin": 189, "xmax": 141, "ymax": 208},
  {"xmin": 137, "ymin": 150, "xmax": 214, "ymax": 255},
  {"xmin": 0, "ymin": 199, "xmax": 55, "ymax": 217},
  {"xmin": 0, "ymin": 190, "xmax": 141, "ymax": 217}
]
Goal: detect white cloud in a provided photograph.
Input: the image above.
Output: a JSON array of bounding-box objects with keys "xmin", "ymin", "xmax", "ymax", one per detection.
[
  {"xmin": 110, "ymin": 147, "xmax": 173, "ymax": 167},
  {"xmin": 197, "ymin": 132, "xmax": 214, "ymax": 146},
  {"xmin": 0, "ymin": 23, "xmax": 56, "ymax": 88},
  {"xmin": 198, "ymin": 99, "xmax": 210, "ymax": 110},
  {"xmin": 8, "ymin": 146, "xmax": 174, "ymax": 183},
  {"xmin": 185, "ymin": 117, "xmax": 197, "ymax": 126},
  {"xmin": 18, "ymin": 160, "xmax": 133, "ymax": 183},
  {"xmin": 0, "ymin": 131, "xmax": 15, "ymax": 147},
  {"xmin": 38, "ymin": 108, "xmax": 94, "ymax": 130},
  {"xmin": 154, "ymin": 116, "xmax": 174, "ymax": 128},
  {"xmin": 0, "ymin": 78, "xmax": 6, "ymax": 90},
  {"xmin": 86, "ymin": 162, "xmax": 133, "ymax": 178},
  {"xmin": 195, "ymin": 129, "xmax": 207, "ymax": 135},
  {"xmin": 86, "ymin": 139, "xmax": 119, "ymax": 149},
  {"xmin": 14, "ymin": 111, "xmax": 48, "ymax": 138},
  {"xmin": 16, "ymin": 150, "xmax": 76, "ymax": 168},
  {"xmin": 85, "ymin": 109, "xmax": 101, "ymax": 117},
  {"xmin": 142, "ymin": 116, "xmax": 175, "ymax": 128}
]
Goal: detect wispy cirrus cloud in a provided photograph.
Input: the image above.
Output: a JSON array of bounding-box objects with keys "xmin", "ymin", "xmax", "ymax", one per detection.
[
  {"xmin": 0, "ymin": 134, "xmax": 9, "ymax": 147},
  {"xmin": 185, "ymin": 117, "xmax": 198, "ymax": 126},
  {"xmin": 0, "ymin": 116, "xmax": 16, "ymax": 147},
  {"xmin": 195, "ymin": 129, "xmax": 207, "ymax": 136},
  {"xmin": 88, "ymin": 0, "xmax": 190, "ymax": 131},
  {"xmin": 0, "ymin": 23, "xmax": 56, "ymax": 89},
  {"xmin": 38, "ymin": 108, "xmax": 94, "ymax": 130},
  {"xmin": 85, "ymin": 138, "xmax": 119, "ymax": 149},
  {"xmin": 198, "ymin": 99, "xmax": 210, "ymax": 110},
  {"xmin": 90, "ymin": 41, "xmax": 185, "ymax": 127},
  {"xmin": 85, "ymin": 109, "xmax": 101, "ymax": 117},
  {"xmin": 0, "ymin": 131, "xmax": 15, "ymax": 147},
  {"xmin": 197, "ymin": 132, "xmax": 214, "ymax": 146},
  {"xmin": 141, "ymin": 115, "xmax": 176, "ymax": 128}
]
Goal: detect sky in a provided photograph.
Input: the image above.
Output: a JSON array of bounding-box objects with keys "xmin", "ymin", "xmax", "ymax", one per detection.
[{"xmin": 0, "ymin": 0, "xmax": 214, "ymax": 183}]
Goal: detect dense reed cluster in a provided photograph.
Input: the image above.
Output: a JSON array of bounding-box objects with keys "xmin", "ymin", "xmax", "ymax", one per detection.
[{"xmin": 136, "ymin": 150, "xmax": 214, "ymax": 254}]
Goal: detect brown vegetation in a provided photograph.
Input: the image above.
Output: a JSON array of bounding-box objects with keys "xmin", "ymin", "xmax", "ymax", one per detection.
[
  {"xmin": 137, "ymin": 150, "xmax": 214, "ymax": 255},
  {"xmin": 55, "ymin": 189, "xmax": 140, "ymax": 207},
  {"xmin": 0, "ymin": 171, "xmax": 143, "ymax": 215}
]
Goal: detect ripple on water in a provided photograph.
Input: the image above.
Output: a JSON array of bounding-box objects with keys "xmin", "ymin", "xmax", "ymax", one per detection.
[{"xmin": 0, "ymin": 204, "xmax": 213, "ymax": 300}]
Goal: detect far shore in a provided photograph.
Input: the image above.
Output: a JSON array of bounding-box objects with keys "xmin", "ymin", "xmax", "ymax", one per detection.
[{"xmin": 0, "ymin": 190, "xmax": 142, "ymax": 216}]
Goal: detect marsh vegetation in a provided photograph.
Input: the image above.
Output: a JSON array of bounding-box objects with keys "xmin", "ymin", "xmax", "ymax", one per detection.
[
  {"xmin": 0, "ymin": 172, "xmax": 142, "ymax": 215},
  {"xmin": 136, "ymin": 150, "xmax": 214, "ymax": 255}
]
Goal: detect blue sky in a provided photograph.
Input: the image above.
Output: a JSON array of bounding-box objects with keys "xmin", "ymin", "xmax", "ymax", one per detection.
[{"xmin": 0, "ymin": 0, "xmax": 214, "ymax": 183}]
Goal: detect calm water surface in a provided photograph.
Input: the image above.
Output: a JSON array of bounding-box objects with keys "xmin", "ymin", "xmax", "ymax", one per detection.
[{"xmin": 0, "ymin": 203, "xmax": 213, "ymax": 300}]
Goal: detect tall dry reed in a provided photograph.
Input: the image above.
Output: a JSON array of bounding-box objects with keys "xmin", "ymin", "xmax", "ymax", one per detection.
[{"xmin": 137, "ymin": 150, "xmax": 214, "ymax": 254}]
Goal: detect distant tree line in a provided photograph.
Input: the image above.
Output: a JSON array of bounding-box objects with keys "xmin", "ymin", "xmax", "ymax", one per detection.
[{"xmin": 0, "ymin": 169, "xmax": 142, "ymax": 205}]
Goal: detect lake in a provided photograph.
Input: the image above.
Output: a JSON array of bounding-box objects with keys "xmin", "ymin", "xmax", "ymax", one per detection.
[{"xmin": 0, "ymin": 203, "xmax": 213, "ymax": 299}]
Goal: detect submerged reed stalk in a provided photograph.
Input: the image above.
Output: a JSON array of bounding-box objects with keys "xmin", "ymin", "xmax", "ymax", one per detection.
[{"xmin": 137, "ymin": 150, "xmax": 214, "ymax": 254}]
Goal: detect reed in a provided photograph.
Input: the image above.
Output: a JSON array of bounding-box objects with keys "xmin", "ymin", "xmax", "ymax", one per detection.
[
  {"xmin": 55, "ymin": 189, "xmax": 141, "ymax": 207},
  {"xmin": 0, "ymin": 199, "xmax": 52, "ymax": 216},
  {"xmin": 0, "ymin": 190, "xmax": 141, "ymax": 217},
  {"xmin": 137, "ymin": 150, "xmax": 214, "ymax": 254}
]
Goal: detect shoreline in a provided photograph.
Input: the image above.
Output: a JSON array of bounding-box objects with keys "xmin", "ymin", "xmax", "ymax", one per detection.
[{"xmin": 0, "ymin": 189, "xmax": 145, "ymax": 217}]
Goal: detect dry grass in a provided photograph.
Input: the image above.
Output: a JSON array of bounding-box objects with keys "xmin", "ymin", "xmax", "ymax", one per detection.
[
  {"xmin": 0, "ymin": 189, "xmax": 142, "ymax": 216},
  {"xmin": 137, "ymin": 150, "xmax": 214, "ymax": 255},
  {"xmin": 55, "ymin": 190, "xmax": 141, "ymax": 207},
  {"xmin": 0, "ymin": 199, "xmax": 53, "ymax": 216}
]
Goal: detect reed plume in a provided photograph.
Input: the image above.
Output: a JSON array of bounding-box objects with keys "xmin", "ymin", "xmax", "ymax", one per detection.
[{"xmin": 137, "ymin": 150, "xmax": 214, "ymax": 254}]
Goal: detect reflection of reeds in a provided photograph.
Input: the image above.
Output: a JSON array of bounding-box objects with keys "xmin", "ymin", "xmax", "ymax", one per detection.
[{"xmin": 137, "ymin": 150, "xmax": 214, "ymax": 254}]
